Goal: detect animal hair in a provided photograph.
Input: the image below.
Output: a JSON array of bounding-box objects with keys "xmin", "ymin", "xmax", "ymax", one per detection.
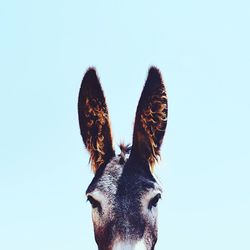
[{"xmin": 118, "ymin": 143, "xmax": 131, "ymax": 164}]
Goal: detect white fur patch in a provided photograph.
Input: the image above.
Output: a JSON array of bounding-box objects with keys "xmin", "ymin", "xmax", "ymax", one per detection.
[
  {"xmin": 113, "ymin": 240, "xmax": 147, "ymax": 250},
  {"xmin": 86, "ymin": 190, "xmax": 109, "ymax": 227}
]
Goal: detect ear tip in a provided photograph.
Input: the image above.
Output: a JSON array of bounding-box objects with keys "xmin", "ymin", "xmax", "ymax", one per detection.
[
  {"xmin": 84, "ymin": 66, "xmax": 96, "ymax": 76},
  {"xmin": 81, "ymin": 67, "xmax": 100, "ymax": 89},
  {"xmin": 148, "ymin": 65, "xmax": 160, "ymax": 73},
  {"xmin": 148, "ymin": 66, "xmax": 163, "ymax": 84},
  {"xmin": 86, "ymin": 66, "xmax": 97, "ymax": 73}
]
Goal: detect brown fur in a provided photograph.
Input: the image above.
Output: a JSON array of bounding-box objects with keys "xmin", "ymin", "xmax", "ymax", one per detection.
[
  {"xmin": 131, "ymin": 67, "xmax": 168, "ymax": 170},
  {"xmin": 84, "ymin": 97, "xmax": 109, "ymax": 171},
  {"xmin": 78, "ymin": 68, "xmax": 115, "ymax": 172}
]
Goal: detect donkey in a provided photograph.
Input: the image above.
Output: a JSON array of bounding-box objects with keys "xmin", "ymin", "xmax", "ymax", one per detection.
[{"xmin": 78, "ymin": 66, "xmax": 168, "ymax": 250}]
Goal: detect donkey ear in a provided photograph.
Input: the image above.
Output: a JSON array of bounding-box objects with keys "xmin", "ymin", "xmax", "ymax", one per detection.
[
  {"xmin": 78, "ymin": 68, "xmax": 115, "ymax": 173},
  {"xmin": 130, "ymin": 67, "xmax": 168, "ymax": 170}
]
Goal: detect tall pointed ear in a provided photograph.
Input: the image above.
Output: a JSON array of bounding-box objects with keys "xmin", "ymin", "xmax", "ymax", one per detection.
[
  {"xmin": 78, "ymin": 68, "xmax": 115, "ymax": 173},
  {"xmin": 130, "ymin": 67, "xmax": 168, "ymax": 170}
]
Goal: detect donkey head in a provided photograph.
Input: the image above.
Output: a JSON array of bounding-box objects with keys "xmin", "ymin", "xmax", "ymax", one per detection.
[{"xmin": 78, "ymin": 67, "xmax": 168, "ymax": 250}]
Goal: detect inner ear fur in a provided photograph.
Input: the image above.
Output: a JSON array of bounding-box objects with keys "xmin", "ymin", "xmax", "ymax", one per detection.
[
  {"xmin": 130, "ymin": 66, "xmax": 168, "ymax": 170},
  {"xmin": 78, "ymin": 68, "xmax": 115, "ymax": 173}
]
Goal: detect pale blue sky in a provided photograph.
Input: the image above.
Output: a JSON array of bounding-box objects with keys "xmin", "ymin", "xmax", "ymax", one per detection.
[{"xmin": 1, "ymin": 1, "xmax": 250, "ymax": 249}]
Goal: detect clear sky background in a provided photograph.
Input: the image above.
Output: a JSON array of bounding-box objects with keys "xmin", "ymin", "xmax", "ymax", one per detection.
[{"xmin": 1, "ymin": 1, "xmax": 250, "ymax": 249}]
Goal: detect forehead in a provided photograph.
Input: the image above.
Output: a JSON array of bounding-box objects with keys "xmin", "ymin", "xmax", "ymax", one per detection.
[{"xmin": 86, "ymin": 156, "xmax": 161, "ymax": 196}]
